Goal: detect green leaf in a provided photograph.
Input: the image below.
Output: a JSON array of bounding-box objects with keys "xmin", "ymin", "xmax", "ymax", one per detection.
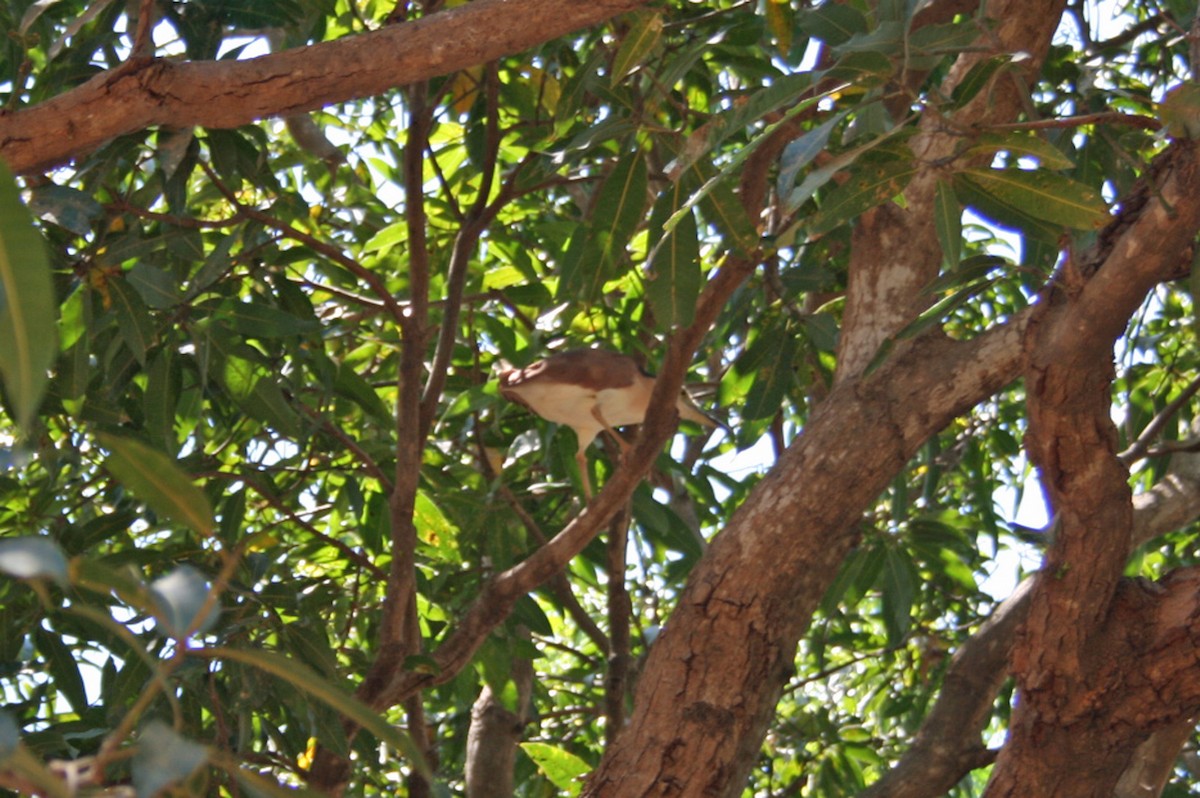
[
  {"xmin": 520, "ymin": 742, "xmax": 591, "ymax": 796},
  {"xmin": 27, "ymin": 184, "xmax": 103, "ymax": 236},
  {"xmin": 776, "ymin": 112, "xmax": 848, "ymax": 198},
  {"xmin": 127, "ymin": 262, "xmax": 182, "ymax": 309},
  {"xmin": 0, "ymin": 161, "xmax": 57, "ymax": 432},
  {"xmin": 879, "ymin": 547, "xmax": 915, "ymax": 645},
  {"xmin": 965, "ymin": 131, "xmax": 1075, "ymax": 170},
  {"xmin": 948, "ymin": 54, "xmax": 1012, "ymax": 108},
  {"xmin": 107, "ymin": 276, "xmax": 155, "ymax": 366},
  {"xmin": 36, "ymin": 627, "xmax": 89, "ymax": 712},
  {"xmin": 611, "ymin": 11, "xmax": 663, "ymax": 84},
  {"xmin": 132, "ymin": 721, "xmax": 209, "ymax": 798},
  {"xmin": 558, "ymin": 152, "xmax": 648, "ymax": 301},
  {"xmin": 933, "ymin": 179, "xmax": 962, "ymax": 267},
  {"xmin": 209, "ymin": 646, "xmax": 431, "ymax": 780},
  {"xmin": 956, "ymin": 167, "xmax": 1109, "ymax": 230},
  {"xmin": 906, "ymin": 19, "xmax": 982, "ymax": 55},
  {"xmin": 797, "ymin": 5, "xmax": 868, "ymax": 45},
  {"xmin": 0, "ymin": 537, "xmax": 69, "ymax": 584},
  {"xmin": 806, "ymin": 156, "xmax": 918, "ymax": 236},
  {"xmin": 98, "ymin": 433, "xmax": 215, "ymax": 536},
  {"xmin": 221, "ymin": 299, "xmax": 320, "ymax": 338},
  {"xmin": 742, "ymin": 333, "xmax": 795, "ymax": 420},
  {"xmin": 144, "ymin": 348, "xmax": 179, "ymax": 455},
  {"xmin": 645, "ymin": 181, "xmax": 701, "ymax": 330},
  {"xmin": 150, "ymin": 565, "xmax": 220, "ymax": 638}
]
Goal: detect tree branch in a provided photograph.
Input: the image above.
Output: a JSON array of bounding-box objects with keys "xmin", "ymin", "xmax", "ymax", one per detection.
[{"xmin": 0, "ymin": 0, "xmax": 653, "ymax": 175}]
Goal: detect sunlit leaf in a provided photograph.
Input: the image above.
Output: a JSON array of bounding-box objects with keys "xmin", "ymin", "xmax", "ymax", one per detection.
[
  {"xmin": 964, "ymin": 131, "xmax": 1075, "ymax": 170},
  {"xmin": 520, "ymin": 742, "xmax": 591, "ymax": 796},
  {"xmin": 956, "ymin": 167, "xmax": 1109, "ymax": 230}
]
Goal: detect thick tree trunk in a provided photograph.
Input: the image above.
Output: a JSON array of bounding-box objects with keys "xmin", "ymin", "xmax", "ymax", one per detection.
[{"xmin": 582, "ymin": 325, "xmax": 1026, "ymax": 795}]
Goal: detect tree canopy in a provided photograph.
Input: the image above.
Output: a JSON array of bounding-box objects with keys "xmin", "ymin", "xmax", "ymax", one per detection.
[{"xmin": 1, "ymin": 0, "xmax": 1200, "ymax": 796}]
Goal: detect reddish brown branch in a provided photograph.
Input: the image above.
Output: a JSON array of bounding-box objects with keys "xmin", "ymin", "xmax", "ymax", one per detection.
[{"xmin": 0, "ymin": 0, "xmax": 654, "ymax": 175}]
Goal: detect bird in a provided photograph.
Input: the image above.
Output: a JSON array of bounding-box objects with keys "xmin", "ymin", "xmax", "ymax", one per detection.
[{"xmin": 497, "ymin": 348, "xmax": 717, "ymax": 499}]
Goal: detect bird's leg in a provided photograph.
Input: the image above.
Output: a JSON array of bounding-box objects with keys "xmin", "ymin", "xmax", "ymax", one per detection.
[
  {"xmin": 575, "ymin": 449, "xmax": 593, "ymax": 501},
  {"xmin": 590, "ymin": 406, "xmax": 631, "ymax": 454}
]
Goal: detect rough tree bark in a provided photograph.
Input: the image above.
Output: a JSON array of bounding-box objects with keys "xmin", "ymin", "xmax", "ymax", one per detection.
[
  {"xmin": 583, "ymin": 0, "xmax": 1070, "ymax": 790},
  {"xmin": 982, "ymin": 141, "xmax": 1200, "ymax": 796}
]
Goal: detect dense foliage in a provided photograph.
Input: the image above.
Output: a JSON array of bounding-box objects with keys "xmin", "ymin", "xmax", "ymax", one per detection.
[{"xmin": 0, "ymin": 0, "xmax": 1198, "ymax": 795}]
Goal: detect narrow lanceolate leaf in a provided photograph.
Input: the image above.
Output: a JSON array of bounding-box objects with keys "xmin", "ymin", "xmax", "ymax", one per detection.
[
  {"xmin": 558, "ymin": 152, "xmax": 648, "ymax": 302},
  {"xmin": 645, "ymin": 181, "xmax": 701, "ymax": 330},
  {"xmin": 98, "ymin": 433, "xmax": 214, "ymax": 537},
  {"xmin": 964, "ymin": 131, "xmax": 1075, "ymax": 170},
  {"xmin": 956, "ymin": 167, "xmax": 1110, "ymax": 230},
  {"xmin": 742, "ymin": 333, "xmax": 796, "ymax": 420},
  {"xmin": 107, "ymin": 276, "xmax": 155, "ymax": 366},
  {"xmin": 806, "ymin": 157, "xmax": 918, "ymax": 236},
  {"xmin": 209, "ymin": 646, "xmax": 431, "ymax": 780},
  {"xmin": 933, "ymin": 180, "xmax": 962, "ymax": 268},
  {"xmin": 611, "ymin": 11, "xmax": 663, "ymax": 84},
  {"xmin": 0, "ymin": 161, "xmax": 57, "ymax": 431}
]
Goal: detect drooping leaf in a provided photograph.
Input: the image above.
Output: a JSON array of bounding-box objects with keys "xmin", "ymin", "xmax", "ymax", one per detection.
[
  {"xmin": 36, "ymin": 627, "xmax": 90, "ymax": 712},
  {"xmin": 933, "ymin": 179, "xmax": 962, "ymax": 268},
  {"xmin": 558, "ymin": 151, "xmax": 648, "ymax": 301},
  {"xmin": 98, "ymin": 433, "xmax": 215, "ymax": 536},
  {"xmin": 879, "ymin": 546, "xmax": 916, "ymax": 645},
  {"xmin": 611, "ymin": 11, "xmax": 663, "ymax": 84},
  {"xmin": 645, "ymin": 180, "xmax": 701, "ymax": 330},
  {"xmin": 0, "ymin": 161, "xmax": 57, "ymax": 432},
  {"xmin": 742, "ymin": 332, "xmax": 796, "ymax": 420},
  {"xmin": 107, "ymin": 275, "xmax": 155, "ymax": 366}
]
